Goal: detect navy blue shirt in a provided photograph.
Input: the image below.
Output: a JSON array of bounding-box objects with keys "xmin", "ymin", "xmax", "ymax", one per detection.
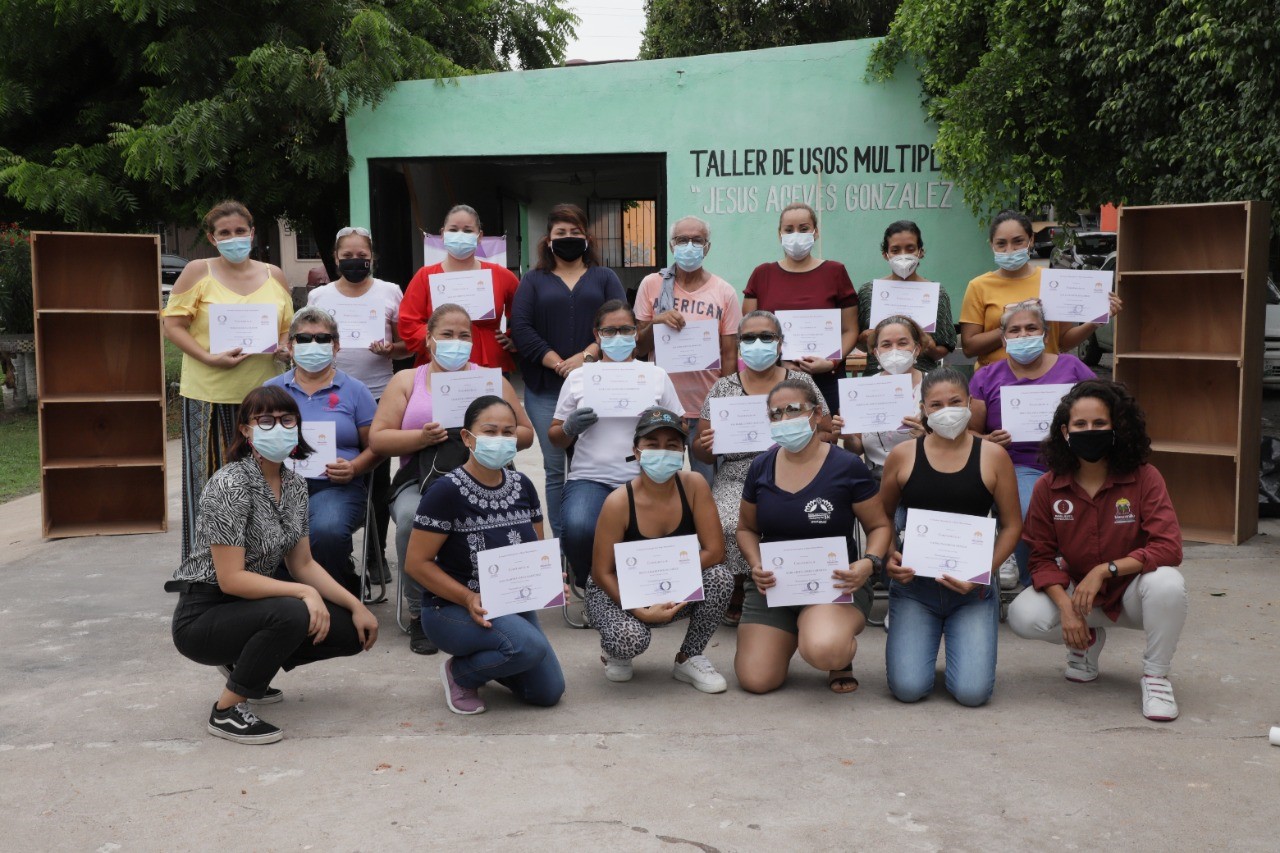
[
  {"xmin": 510, "ymin": 266, "xmax": 626, "ymax": 394},
  {"xmin": 742, "ymin": 445, "xmax": 879, "ymax": 560}
]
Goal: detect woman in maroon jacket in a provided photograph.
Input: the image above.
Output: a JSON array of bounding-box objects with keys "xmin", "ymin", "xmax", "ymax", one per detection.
[{"xmin": 1008, "ymin": 379, "xmax": 1187, "ymax": 721}]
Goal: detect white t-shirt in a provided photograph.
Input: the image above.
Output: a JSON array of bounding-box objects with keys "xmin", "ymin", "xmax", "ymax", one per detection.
[
  {"xmin": 308, "ymin": 278, "xmax": 403, "ymax": 398},
  {"xmin": 553, "ymin": 361, "xmax": 683, "ymax": 488}
]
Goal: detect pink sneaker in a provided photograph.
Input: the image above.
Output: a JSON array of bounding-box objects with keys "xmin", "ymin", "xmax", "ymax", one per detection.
[{"xmin": 441, "ymin": 658, "xmax": 486, "ymax": 715}]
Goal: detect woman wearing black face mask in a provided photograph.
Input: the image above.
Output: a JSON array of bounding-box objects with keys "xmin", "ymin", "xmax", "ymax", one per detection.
[{"xmin": 1009, "ymin": 379, "xmax": 1187, "ymax": 722}]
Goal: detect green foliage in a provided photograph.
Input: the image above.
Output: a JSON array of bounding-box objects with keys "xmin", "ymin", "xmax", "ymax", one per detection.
[
  {"xmin": 0, "ymin": 224, "xmax": 32, "ymax": 335},
  {"xmin": 640, "ymin": 0, "xmax": 898, "ymax": 59}
]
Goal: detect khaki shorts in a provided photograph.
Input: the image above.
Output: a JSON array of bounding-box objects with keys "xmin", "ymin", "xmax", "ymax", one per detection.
[{"xmin": 740, "ymin": 582, "xmax": 873, "ymax": 634}]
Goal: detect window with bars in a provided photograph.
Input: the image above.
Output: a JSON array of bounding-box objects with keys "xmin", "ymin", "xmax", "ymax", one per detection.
[{"xmin": 589, "ymin": 199, "xmax": 657, "ymax": 267}]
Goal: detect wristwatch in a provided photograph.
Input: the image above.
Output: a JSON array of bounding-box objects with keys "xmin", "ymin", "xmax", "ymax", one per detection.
[
  {"xmin": 866, "ymin": 554, "xmax": 885, "ymax": 575},
  {"xmin": 582, "ymin": 350, "xmax": 598, "ymax": 363},
  {"xmin": 1107, "ymin": 561, "xmax": 1119, "ymax": 579}
]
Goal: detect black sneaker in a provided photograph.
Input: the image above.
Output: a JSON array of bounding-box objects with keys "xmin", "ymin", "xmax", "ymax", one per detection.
[
  {"xmin": 207, "ymin": 702, "xmax": 282, "ymax": 744},
  {"xmin": 217, "ymin": 665, "xmax": 283, "ymax": 705},
  {"xmin": 409, "ymin": 619, "xmax": 438, "ymax": 655}
]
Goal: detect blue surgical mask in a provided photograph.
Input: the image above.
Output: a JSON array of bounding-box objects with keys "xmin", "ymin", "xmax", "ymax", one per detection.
[
  {"xmin": 432, "ymin": 338, "xmax": 472, "ymax": 371},
  {"xmin": 639, "ymin": 448, "xmax": 684, "ymax": 483},
  {"xmin": 1005, "ymin": 334, "xmax": 1045, "ymax": 365},
  {"xmin": 600, "ymin": 334, "xmax": 636, "ymax": 362},
  {"xmin": 672, "ymin": 242, "xmax": 705, "ymax": 272},
  {"xmin": 292, "ymin": 342, "xmax": 334, "ymax": 372},
  {"xmin": 770, "ymin": 416, "xmax": 814, "ymax": 452},
  {"xmin": 443, "ymin": 231, "xmax": 478, "ymax": 260},
  {"xmin": 470, "ymin": 434, "xmax": 517, "ymax": 470},
  {"xmin": 740, "ymin": 339, "xmax": 779, "ymax": 372},
  {"xmin": 994, "ymin": 248, "xmax": 1030, "ymax": 271},
  {"xmin": 217, "ymin": 236, "xmax": 252, "ymax": 264},
  {"xmin": 251, "ymin": 424, "xmax": 298, "ymax": 463}
]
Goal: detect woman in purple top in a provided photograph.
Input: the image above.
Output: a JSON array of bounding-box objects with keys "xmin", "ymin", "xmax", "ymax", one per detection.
[{"xmin": 968, "ymin": 298, "xmax": 1096, "ymax": 585}]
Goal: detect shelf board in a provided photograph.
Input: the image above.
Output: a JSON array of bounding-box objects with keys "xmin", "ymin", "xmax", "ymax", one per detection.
[
  {"xmin": 1114, "ymin": 351, "xmax": 1240, "ymax": 362},
  {"xmin": 1150, "ymin": 440, "xmax": 1238, "ymax": 459},
  {"xmin": 43, "ymin": 519, "xmax": 167, "ymax": 540},
  {"xmin": 42, "ymin": 456, "xmax": 164, "ymax": 470},
  {"xmin": 40, "ymin": 392, "xmax": 163, "ymax": 404},
  {"xmin": 1117, "ymin": 269, "xmax": 1244, "ymax": 277},
  {"xmin": 1179, "ymin": 526, "xmax": 1236, "ymax": 546},
  {"xmin": 37, "ymin": 308, "xmax": 159, "ymax": 315}
]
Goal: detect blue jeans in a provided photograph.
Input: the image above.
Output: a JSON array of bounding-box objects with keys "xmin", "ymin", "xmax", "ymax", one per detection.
[
  {"xmin": 686, "ymin": 417, "xmax": 715, "ymax": 488},
  {"xmin": 885, "ymin": 577, "xmax": 999, "ymax": 707},
  {"xmin": 524, "ymin": 386, "xmax": 566, "ymax": 539},
  {"xmin": 420, "ymin": 606, "xmax": 564, "ymax": 706},
  {"xmin": 1013, "ymin": 465, "xmax": 1044, "ymax": 586},
  {"xmin": 392, "ymin": 485, "xmax": 426, "ymax": 617},
  {"xmin": 307, "ymin": 478, "xmax": 367, "ymax": 596},
  {"xmin": 562, "ymin": 478, "xmax": 615, "ymax": 587}
]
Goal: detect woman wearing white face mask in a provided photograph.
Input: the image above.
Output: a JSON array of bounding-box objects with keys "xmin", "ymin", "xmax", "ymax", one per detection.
[
  {"xmin": 842, "ymin": 316, "xmax": 927, "ymax": 480},
  {"xmin": 879, "ymin": 367, "xmax": 1023, "ymax": 707},
  {"xmin": 692, "ymin": 310, "xmax": 830, "ymax": 626},
  {"xmin": 855, "ymin": 220, "xmax": 956, "ymax": 375},
  {"xmin": 743, "ymin": 202, "xmax": 859, "ymax": 414},
  {"xmin": 585, "ymin": 408, "xmax": 733, "ymax": 692}
]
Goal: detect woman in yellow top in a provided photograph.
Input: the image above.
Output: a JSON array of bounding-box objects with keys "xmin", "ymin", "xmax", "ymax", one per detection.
[
  {"xmin": 959, "ymin": 209, "xmax": 1120, "ymax": 370},
  {"xmin": 162, "ymin": 200, "xmax": 295, "ymax": 560}
]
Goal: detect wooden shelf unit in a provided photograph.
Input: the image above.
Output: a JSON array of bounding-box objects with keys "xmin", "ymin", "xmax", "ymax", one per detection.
[
  {"xmin": 1113, "ymin": 202, "xmax": 1270, "ymax": 545},
  {"xmin": 32, "ymin": 232, "xmax": 168, "ymax": 539}
]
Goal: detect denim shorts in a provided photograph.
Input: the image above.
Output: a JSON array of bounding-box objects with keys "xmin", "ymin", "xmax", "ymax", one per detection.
[{"xmin": 740, "ymin": 582, "xmax": 872, "ymax": 633}]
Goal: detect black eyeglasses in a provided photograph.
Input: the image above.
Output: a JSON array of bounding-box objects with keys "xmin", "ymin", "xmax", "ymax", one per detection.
[
  {"xmin": 293, "ymin": 333, "xmax": 335, "ymax": 344},
  {"xmin": 597, "ymin": 325, "xmax": 638, "ymax": 337},
  {"xmin": 740, "ymin": 333, "xmax": 780, "ymax": 344},
  {"xmin": 671, "ymin": 237, "xmax": 708, "ymax": 247},
  {"xmin": 253, "ymin": 414, "xmax": 298, "ymax": 429},
  {"xmin": 767, "ymin": 402, "xmax": 814, "ymax": 422}
]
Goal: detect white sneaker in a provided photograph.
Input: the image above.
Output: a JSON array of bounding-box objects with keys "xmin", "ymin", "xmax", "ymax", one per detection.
[
  {"xmin": 672, "ymin": 655, "xmax": 728, "ymax": 694},
  {"xmin": 1141, "ymin": 676, "xmax": 1179, "ymax": 721},
  {"xmin": 1065, "ymin": 627, "xmax": 1106, "ymax": 683},
  {"xmin": 998, "ymin": 556, "xmax": 1020, "ymax": 590},
  {"xmin": 603, "ymin": 656, "xmax": 633, "ymax": 683}
]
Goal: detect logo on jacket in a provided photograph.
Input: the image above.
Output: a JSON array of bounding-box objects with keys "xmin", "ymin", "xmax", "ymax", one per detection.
[
  {"xmin": 1053, "ymin": 499, "xmax": 1074, "ymax": 521},
  {"xmin": 1114, "ymin": 497, "xmax": 1136, "ymax": 524},
  {"xmin": 804, "ymin": 498, "xmax": 834, "ymax": 523}
]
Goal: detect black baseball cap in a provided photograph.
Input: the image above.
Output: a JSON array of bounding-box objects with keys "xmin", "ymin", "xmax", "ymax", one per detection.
[{"xmin": 633, "ymin": 406, "xmax": 688, "ymax": 440}]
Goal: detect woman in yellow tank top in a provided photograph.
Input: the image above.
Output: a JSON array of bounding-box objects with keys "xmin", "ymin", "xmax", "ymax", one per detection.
[{"xmin": 162, "ymin": 200, "xmax": 295, "ymax": 561}]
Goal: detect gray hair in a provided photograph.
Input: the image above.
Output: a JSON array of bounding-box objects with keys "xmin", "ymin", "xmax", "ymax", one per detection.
[
  {"xmin": 738, "ymin": 309, "xmax": 782, "ymax": 337},
  {"xmin": 668, "ymin": 215, "xmax": 711, "ymax": 242},
  {"xmin": 290, "ymin": 305, "xmax": 339, "ymax": 338},
  {"xmin": 999, "ymin": 298, "xmax": 1046, "ymax": 332},
  {"xmin": 442, "ymin": 204, "xmax": 482, "ymax": 231}
]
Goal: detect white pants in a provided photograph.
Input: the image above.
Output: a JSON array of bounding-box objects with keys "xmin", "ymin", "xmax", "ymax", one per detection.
[{"xmin": 1008, "ymin": 567, "xmax": 1187, "ymax": 677}]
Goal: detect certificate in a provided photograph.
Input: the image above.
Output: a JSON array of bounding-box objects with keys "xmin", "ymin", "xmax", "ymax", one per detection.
[
  {"xmin": 868, "ymin": 279, "xmax": 940, "ymax": 332},
  {"xmin": 325, "ymin": 299, "xmax": 387, "ymax": 345},
  {"xmin": 901, "ymin": 508, "xmax": 996, "ymax": 585},
  {"xmin": 431, "ymin": 368, "xmax": 503, "ymax": 428},
  {"xmin": 209, "ymin": 303, "xmax": 279, "ymax": 354},
  {"xmin": 654, "ymin": 320, "xmax": 721, "ymax": 374},
  {"xmin": 777, "ymin": 309, "xmax": 842, "ymax": 362},
  {"xmin": 1039, "ymin": 269, "xmax": 1113, "ymax": 324},
  {"xmin": 760, "ymin": 537, "xmax": 852, "ymax": 607},
  {"xmin": 710, "ymin": 396, "xmax": 773, "ymax": 455},
  {"xmin": 837, "ymin": 374, "xmax": 917, "ymax": 435},
  {"xmin": 477, "ymin": 537, "xmax": 565, "ymax": 619},
  {"xmin": 614, "ymin": 534, "xmax": 705, "ymax": 610},
  {"xmin": 429, "ymin": 270, "xmax": 496, "ymax": 321},
  {"xmin": 1001, "ymin": 383, "xmax": 1074, "ymax": 443},
  {"xmin": 289, "ymin": 420, "xmax": 337, "ymax": 479},
  {"xmin": 580, "ymin": 362, "xmax": 653, "ymax": 417}
]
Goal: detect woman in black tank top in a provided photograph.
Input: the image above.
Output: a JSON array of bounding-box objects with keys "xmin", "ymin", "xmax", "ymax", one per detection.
[
  {"xmin": 878, "ymin": 368, "xmax": 1023, "ymax": 708},
  {"xmin": 585, "ymin": 407, "xmax": 735, "ymax": 693}
]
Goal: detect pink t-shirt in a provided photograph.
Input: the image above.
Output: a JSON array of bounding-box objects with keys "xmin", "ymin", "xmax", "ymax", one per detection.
[{"xmin": 635, "ymin": 271, "xmax": 742, "ymax": 417}]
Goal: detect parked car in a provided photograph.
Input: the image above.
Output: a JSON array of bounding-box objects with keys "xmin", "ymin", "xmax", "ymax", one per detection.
[
  {"xmin": 1032, "ymin": 225, "xmax": 1062, "ymax": 259},
  {"xmin": 1264, "ymin": 275, "xmax": 1280, "ymax": 389},
  {"xmin": 160, "ymin": 253, "xmax": 187, "ymax": 305},
  {"xmin": 1050, "ymin": 231, "xmax": 1116, "ymax": 270}
]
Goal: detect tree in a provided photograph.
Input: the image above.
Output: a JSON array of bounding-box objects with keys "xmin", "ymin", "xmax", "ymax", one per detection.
[
  {"xmin": 0, "ymin": 0, "xmax": 577, "ymax": 262},
  {"xmin": 640, "ymin": 0, "xmax": 898, "ymax": 59},
  {"xmin": 869, "ymin": 0, "xmax": 1280, "ymax": 246}
]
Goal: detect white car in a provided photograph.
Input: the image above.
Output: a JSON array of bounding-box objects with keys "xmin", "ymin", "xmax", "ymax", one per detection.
[{"xmin": 1265, "ymin": 276, "xmax": 1280, "ymax": 389}]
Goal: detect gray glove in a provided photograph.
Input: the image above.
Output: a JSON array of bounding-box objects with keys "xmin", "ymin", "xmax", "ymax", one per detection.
[{"xmin": 562, "ymin": 407, "xmax": 598, "ymax": 437}]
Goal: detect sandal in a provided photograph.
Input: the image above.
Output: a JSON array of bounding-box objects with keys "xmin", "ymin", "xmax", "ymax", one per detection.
[
  {"xmin": 722, "ymin": 577, "xmax": 746, "ymax": 627},
  {"xmin": 828, "ymin": 666, "xmax": 859, "ymax": 694}
]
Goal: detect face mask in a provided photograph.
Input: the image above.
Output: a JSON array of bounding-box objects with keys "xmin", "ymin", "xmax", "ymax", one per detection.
[
  {"xmin": 250, "ymin": 424, "xmax": 298, "ymax": 463},
  {"xmin": 443, "ymin": 231, "xmax": 478, "ymax": 260},
  {"xmin": 216, "ymin": 236, "xmax": 252, "ymax": 264},
  {"xmin": 337, "ymin": 257, "xmax": 371, "ymax": 283},
  {"xmin": 927, "ymin": 406, "xmax": 970, "ymax": 439},
  {"xmin": 432, "ymin": 338, "xmax": 472, "ymax": 371},
  {"xmin": 639, "ymin": 448, "xmax": 684, "ymax": 483},
  {"xmin": 994, "ymin": 248, "xmax": 1030, "ymax": 271},
  {"xmin": 551, "ymin": 237, "xmax": 588, "ymax": 262},
  {"xmin": 740, "ymin": 339, "xmax": 779, "ymax": 372},
  {"xmin": 672, "ymin": 242, "xmax": 705, "ymax": 272},
  {"xmin": 1005, "ymin": 334, "xmax": 1046, "ymax": 365},
  {"xmin": 878, "ymin": 349, "xmax": 916, "ymax": 375},
  {"xmin": 770, "ymin": 416, "xmax": 814, "ymax": 452},
  {"xmin": 780, "ymin": 232, "xmax": 815, "ymax": 261},
  {"xmin": 600, "ymin": 334, "xmax": 636, "ymax": 362},
  {"xmin": 293, "ymin": 341, "xmax": 334, "ymax": 372},
  {"xmin": 1068, "ymin": 429, "xmax": 1114, "ymax": 463},
  {"xmin": 889, "ymin": 254, "xmax": 920, "ymax": 279},
  {"xmin": 470, "ymin": 434, "xmax": 518, "ymax": 470}
]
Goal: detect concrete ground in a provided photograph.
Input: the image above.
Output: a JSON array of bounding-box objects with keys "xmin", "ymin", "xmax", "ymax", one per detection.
[{"xmin": 2, "ymin": 434, "xmax": 1278, "ymax": 852}]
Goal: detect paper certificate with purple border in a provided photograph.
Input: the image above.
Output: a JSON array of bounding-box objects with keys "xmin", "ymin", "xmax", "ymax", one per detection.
[
  {"xmin": 1001, "ymin": 382, "xmax": 1074, "ymax": 443},
  {"xmin": 1039, "ymin": 268, "xmax": 1113, "ymax": 324},
  {"xmin": 901, "ymin": 509, "xmax": 997, "ymax": 586},
  {"xmin": 431, "ymin": 368, "xmax": 503, "ymax": 429},
  {"xmin": 760, "ymin": 536, "xmax": 852, "ymax": 607},
  {"xmin": 209, "ymin": 303, "xmax": 279, "ymax": 354},
  {"xmin": 868, "ymin": 279, "xmax": 940, "ymax": 332},
  {"xmin": 428, "ymin": 269, "xmax": 496, "ymax": 321},
  {"xmin": 777, "ymin": 309, "xmax": 842, "ymax": 362},
  {"xmin": 477, "ymin": 537, "xmax": 565, "ymax": 619},
  {"xmin": 288, "ymin": 420, "xmax": 337, "ymax": 479},
  {"xmin": 614, "ymin": 534, "xmax": 705, "ymax": 610},
  {"xmin": 710, "ymin": 396, "xmax": 773, "ymax": 454},
  {"xmin": 654, "ymin": 320, "xmax": 721, "ymax": 374}
]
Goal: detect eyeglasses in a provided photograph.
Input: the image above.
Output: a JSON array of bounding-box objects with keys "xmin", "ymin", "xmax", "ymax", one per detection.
[
  {"xmin": 739, "ymin": 333, "xmax": 780, "ymax": 344},
  {"xmin": 336, "ymin": 226, "xmax": 371, "ymax": 239},
  {"xmin": 767, "ymin": 402, "xmax": 814, "ymax": 422},
  {"xmin": 293, "ymin": 332, "xmax": 335, "ymax": 344},
  {"xmin": 671, "ymin": 237, "xmax": 708, "ymax": 247},
  {"xmin": 252, "ymin": 414, "xmax": 298, "ymax": 430},
  {"xmin": 597, "ymin": 325, "xmax": 638, "ymax": 337},
  {"xmin": 1003, "ymin": 298, "xmax": 1043, "ymax": 311}
]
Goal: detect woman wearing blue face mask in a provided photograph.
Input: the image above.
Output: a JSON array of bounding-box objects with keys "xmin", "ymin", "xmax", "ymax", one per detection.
[
  {"xmin": 967, "ymin": 299, "xmax": 1096, "ymax": 588},
  {"xmin": 735, "ymin": 379, "xmax": 892, "ymax": 694},
  {"xmin": 163, "ymin": 200, "xmax": 295, "ymax": 563},
  {"xmin": 549, "ymin": 301, "xmax": 682, "ymax": 591},
  {"xmin": 692, "ymin": 310, "xmax": 830, "ymax": 626},
  {"xmin": 584, "ymin": 408, "xmax": 733, "ymax": 691}
]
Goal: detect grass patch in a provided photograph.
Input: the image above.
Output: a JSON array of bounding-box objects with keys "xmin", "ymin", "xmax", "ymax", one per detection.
[
  {"xmin": 0, "ymin": 406, "xmax": 40, "ymax": 503},
  {"xmin": 164, "ymin": 339, "xmax": 182, "ymax": 439}
]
